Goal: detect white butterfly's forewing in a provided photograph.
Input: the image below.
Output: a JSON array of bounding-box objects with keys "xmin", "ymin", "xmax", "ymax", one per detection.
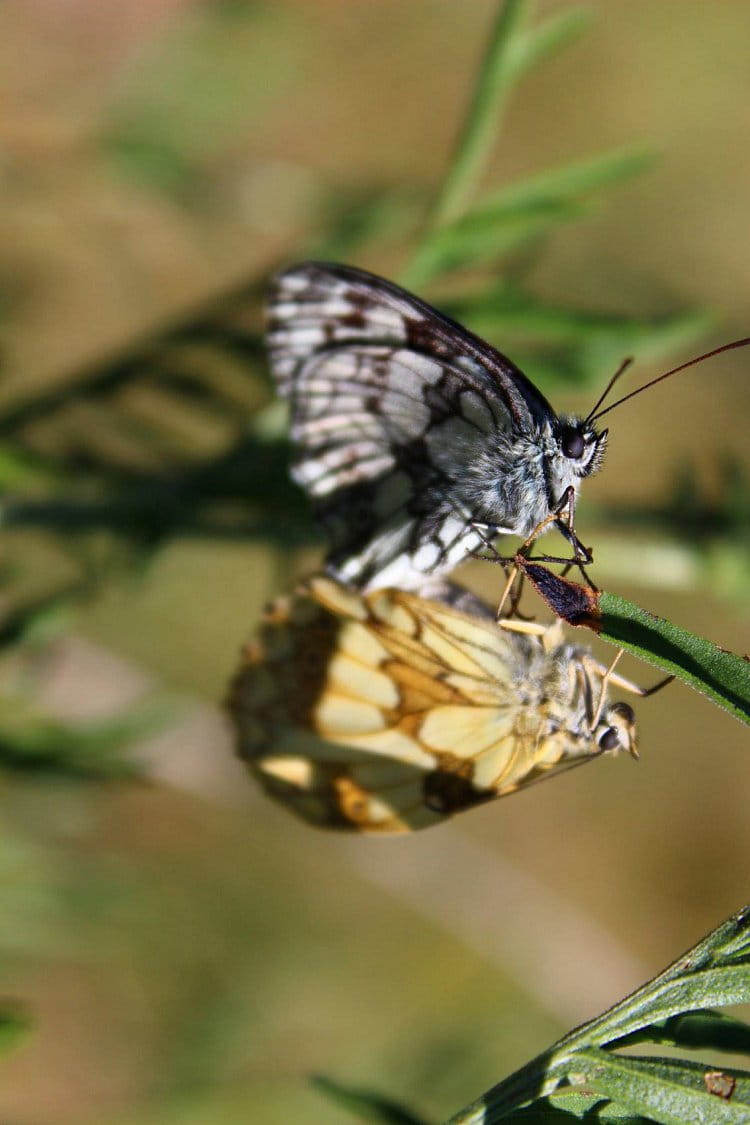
[
  {"xmin": 229, "ymin": 577, "xmax": 634, "ymax": 832},
  {"xmin": 266, "ymin": 263, "xmax": 560, "ymax": 590}
]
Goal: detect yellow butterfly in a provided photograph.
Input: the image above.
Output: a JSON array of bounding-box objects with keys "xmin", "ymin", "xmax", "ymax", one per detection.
[{"xmin": 228, "ymin": 576, "xmax": 639, "ymax": 833}]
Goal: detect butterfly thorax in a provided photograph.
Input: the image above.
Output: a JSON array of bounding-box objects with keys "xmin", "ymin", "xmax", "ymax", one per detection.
[
  {"xmin": 460, "ymin": 414, "xmax": 604, "ymax": 538},
  {"xmin": 500, "ymin": 640, "xmax": 601, "ymax": 774}
]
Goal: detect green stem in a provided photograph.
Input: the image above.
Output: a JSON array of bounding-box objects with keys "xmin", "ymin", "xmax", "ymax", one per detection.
[{"xmin": 430, "ymin": 0, "xmax": 529, "ymax": 226}]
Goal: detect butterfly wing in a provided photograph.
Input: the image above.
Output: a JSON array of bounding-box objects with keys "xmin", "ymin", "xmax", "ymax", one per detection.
[
  {"xmin": 229, "ymin": 577, "xmax": 609, "ymax": 832},
  {"xmin": 266, "ymin": 263, "xmax": 557, "ymax": 589}
]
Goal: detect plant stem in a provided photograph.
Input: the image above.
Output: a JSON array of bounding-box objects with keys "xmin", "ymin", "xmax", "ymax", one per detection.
[{"xmin": 431, "ymin": 0, "xmax": 529, "ymax": 227}]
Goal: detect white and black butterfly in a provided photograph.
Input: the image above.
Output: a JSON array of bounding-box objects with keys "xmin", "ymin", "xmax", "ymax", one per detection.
[{"xmin": 266, "ymin": 262, "xmax": 608, "ymax": 592}]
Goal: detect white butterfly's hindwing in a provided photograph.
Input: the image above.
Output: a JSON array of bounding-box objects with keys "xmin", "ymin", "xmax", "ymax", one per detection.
[
  {"xmin": 228, "ymin": 577, "xmax": 637, "ymax": 833},
  {"xmin": 265, "ymin": 262, "xmax": 587, "ymax": 591}
]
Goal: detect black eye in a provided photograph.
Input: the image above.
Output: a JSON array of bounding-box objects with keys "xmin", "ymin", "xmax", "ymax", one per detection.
[
  {"xmin": 609, "ymin": 702, "xmax": 635, "ymax": 724},
  {"xmin": 561, "ymin": 427, "xmax": 585, "ymax": 459},
  {"xmin": 599, "ymin": 728, "xmax": 620, "ymax": 752}
]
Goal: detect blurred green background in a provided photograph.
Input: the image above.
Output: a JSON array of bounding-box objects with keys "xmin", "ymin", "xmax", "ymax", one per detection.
[{"xmin": 0, "ymin": 1, "xmax": 749, "ymax": 1122}]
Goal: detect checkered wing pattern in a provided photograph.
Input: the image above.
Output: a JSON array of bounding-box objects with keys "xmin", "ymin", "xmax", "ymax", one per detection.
[
  {"xmin": 266, "ymin": 263, "xmax": 555, "ymax": 591},
  {"xmin": 229, "ymin": 577, "xmax": 633, "ymax": 833}
]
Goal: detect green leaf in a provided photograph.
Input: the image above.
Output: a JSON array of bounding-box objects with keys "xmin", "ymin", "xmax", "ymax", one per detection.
[
  {"xmin": 614, "ymin": 1011, "xmax": 750, "ymax": 1055},
  {"xmin": 0, "ymin": 1006, "xmax": 31, "ymax": 1057},
  {"xmin": 430, "ymin": 2, "xmax": 590, "ymax": 227},
  {"xmin": 448, "ymin": 906, "xmax": 750, "ymax": 1125},
  {"xmin": 311, "ymin": 1075, "xmax": 431, "ymax": 1124},
  {"xmin": 573, "ymin": 1049, "xmax": 750, "ymax": 1125},
  {"xmin": 403, "ymin": 198, "xmax": 587, "ymax": 287},
  {"xmin": 501, "ymin": 1091, "xmax": 653, "ymax": 1123},
  {"xmin": 515, "ymin": 561, "xmax": 750, "ymax": 725},
  {"xmin": 0, "ymin": 584, "xmax": 84, "ymax": 652},
  {"xmin": 482, "ymin": 148, "xmax": 654, "ymax": 214},
  {"xmin": 407, "ymin": 148, "xmax": 652, "ymax": 285},
  {"xmin": 584, "ymin": 966, "xmax": 750, "ymax": 1044},
  {"xmin": 596, "ymin": 589, "xmax": 750, "ymax": 725},
  {"xmin": 442, "ymin": 286, "xmax": 698, "ymax": 348},
  {"xmin": 0, "ymin": 698, "xmax": 170, "ymax": 779},
  {"xmin": 508, "ymin": 6, "xmax": 590, "ymax": 80},
  {"xmin": 430, "ymin": 0, "xmax": 530, "ymax": 225},
  {"xmin": 441, "ymin": 287, "xmax": 712, "ymax": 393}
]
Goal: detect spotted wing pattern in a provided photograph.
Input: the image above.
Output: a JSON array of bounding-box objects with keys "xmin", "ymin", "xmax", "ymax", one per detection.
[
  {"xmin": 266, "ymin": 262, "xmax": 556, "ymax": 590},
  {"xmin": 228, "ymin": 576, "xmax": 634, "ymax": 832}
]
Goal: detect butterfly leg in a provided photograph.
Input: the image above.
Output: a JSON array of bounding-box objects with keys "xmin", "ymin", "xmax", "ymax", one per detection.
[
  {"xmin": 602, "ymin": 668, "xmax": 675, "ymax": 697},
  {"xmin": 492, "ymin": 500, "xmax": 567, "ymax": 618},
  {"xmin": 514, "ymin": 488, "xmax": 593, "ymax": 570},
  {"xmin": 584, "ymin": 651, "xmax": 672, "ymax": 762},
  {"xmin": 588, "ymin": 648, "xmax": 625, "ymax": 730},
  {"xmin": 496, "ymin": 561, "xmax": 530, "ymax": 621},
  {"xmin": 552, "ymin": 487, "xmax": 597, "ymax": 585},
  {"xmin": 497, "ymin": 617, "xmax": 566, "ymax": 650},
  {"xmin": 467, "ymin": 519, "xmax": 508, "ymax": 568}
]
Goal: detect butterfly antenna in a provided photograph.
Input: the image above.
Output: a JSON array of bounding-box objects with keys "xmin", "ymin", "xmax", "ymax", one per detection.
[
  {"xmin": 588, "ymin": 336, "xmax": 750, "ymax": 424},
  {"xmin": 584, "ymin": 356, "xmax": 634, "ymax": 424}
]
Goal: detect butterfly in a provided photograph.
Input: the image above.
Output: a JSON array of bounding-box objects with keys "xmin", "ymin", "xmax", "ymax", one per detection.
[
  {"xmin": 228, "ymin": 575, "xmax": 638, "ymax": 833},
  {"xmin": 266, "ymin": 262, "xmax": 609, "ymax": 592}
]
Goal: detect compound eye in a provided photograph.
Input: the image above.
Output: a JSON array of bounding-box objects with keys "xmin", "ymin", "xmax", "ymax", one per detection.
[
  {"xmin": 609, "ymin": 702, "xmax": 635, "ymax": 724},
  {"xmin": 599, "ymin": 727, "xmax": 620, "ymax": 752},
  {"xmin": 561, "ymin": 427, "xmax": 586, "ymax": 459}
]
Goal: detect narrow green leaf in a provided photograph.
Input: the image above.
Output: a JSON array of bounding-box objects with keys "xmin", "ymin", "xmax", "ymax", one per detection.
[
  {"xmin": 408, "ymin": 148, "xmax": 653, "ymax": 285},
  {"xmin": 598, "ymin": 591, "xmax": 750, "ymax": 725},
  {"xmin": 572, "ymin": 1049, "xmax": 750, "ymax": 1125},
  {"xmin": 403, "ymin": 199, "xmax": 586, "ymax": 287},
  {"xmin": 585, "ymin": 967, "xmax": 750, "ymax": 1044},
  {"xmin": 0, "ymin": 698, "xmax": 170, "ymax": 779},
  {"xmin": 443, "ymin": 286, "xmax": 703, "ymax": 348},
  {"xmin": 311, "ymin": 1075, "xmax": 431, "ymax": 1124},
  {"xmin": 615, "ymin": 1010, "xmax": 750, "ymax": 1055},
  {"xmin": 501, "ymin": 1089, "xmax": 652, "ymax": 1122},
  {"xmin": 431, "ymin": 0, "xmax": 530, "ymax": 224},
  {"xmin": 440, "ymin": 288, "xmax": 712, "ymax": 393},
  {"xmin": 516, "ymin": 561, "xmax": 750, "ymax": 725},
  {"xmin": 482, "ymin": 148, "xmax": 654, "ymax": 213},
  {"xmin": 508, "ymin": 7, "xmax": 590, "ymax": 81}
]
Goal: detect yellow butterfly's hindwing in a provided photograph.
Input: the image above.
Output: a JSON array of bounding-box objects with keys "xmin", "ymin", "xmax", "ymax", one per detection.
[{"xmin": 228, "ymin": 577, "xmax": 637, "ymax": 832}]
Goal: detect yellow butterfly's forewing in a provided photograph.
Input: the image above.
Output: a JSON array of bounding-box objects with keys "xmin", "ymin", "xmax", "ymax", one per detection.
[{"xmin": 228, "ymin": 576, "xmax": 633, "ymax": 832}]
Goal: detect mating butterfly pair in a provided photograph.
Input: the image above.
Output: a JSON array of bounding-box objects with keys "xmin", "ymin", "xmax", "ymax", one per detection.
[
  {"xmin": 232, "ymin": 262, "xmax": 744, "ymax": 829},
  {"xmin": 228, "ymin": 263, "xmax": 648, "ymax": 832}
]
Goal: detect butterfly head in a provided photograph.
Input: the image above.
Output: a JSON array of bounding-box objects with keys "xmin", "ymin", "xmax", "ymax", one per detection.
[
  {"xmin": 595, "ymin": 700, "xmax": 637, "ymax": 758},
  {"xmin": 540, "ymin": 416, "xmax": 608, "ymax": 524},
  {"xmin": 556, "ymin": 415, "xmax": 608, "ymax": 479}
]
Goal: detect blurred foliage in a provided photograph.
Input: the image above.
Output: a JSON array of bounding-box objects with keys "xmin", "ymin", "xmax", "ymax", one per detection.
[
  {"xmin": 312, "ymin": 1075, "xmax": 430, "ymax": 1125},
  {"xmin": 317, "ymin": 906, "xmax": 750, "ymax": 1125},
  {"xmin": 0, "ymin": 1005, "xmax": 30, "ymax": 1058},
  {"xmin": 0, "ymin": 584, "xmax": 168, "ymax": 778},
  {"xmin": 101, "ymin": 2, "xmax": 300, "ymax": 201},
  {"xmin": 0, "ymin": 697, "xmax": 166, "ymax": 779},
  {"xmin": 0, "ymin": 1, "xmax": 748, "ymax": 1121}
]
